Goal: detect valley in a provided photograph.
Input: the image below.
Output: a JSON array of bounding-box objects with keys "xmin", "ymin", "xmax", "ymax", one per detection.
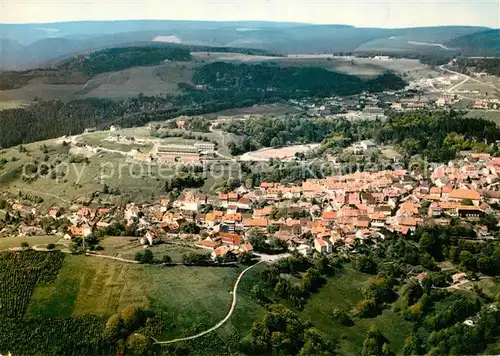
[{"xmin": 0, "ymin": 17, "xmax": 499, "ymax": 356}]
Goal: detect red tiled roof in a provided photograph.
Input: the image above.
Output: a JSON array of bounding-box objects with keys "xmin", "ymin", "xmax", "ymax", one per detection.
[
  {"xmin": 244, "ymin": 218, "xmax": 269, "ymax": 227},
  {"xmin": 321, "ymin": 211, "xmax": 338, "ymax": 220},
  {"xmin": 314, "ymin": 237, "xmax": 327, "ymax": 247},
  {"xmin": 449, "ymin": 189, "xmax": 480, "ymax": 201}
]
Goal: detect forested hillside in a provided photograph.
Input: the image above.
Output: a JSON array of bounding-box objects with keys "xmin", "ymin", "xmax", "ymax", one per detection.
[
  {"xmin": 447, "ymin": 29, "xmax": 500, "ymax": 56},
  {"xmin": 375, "ymin": 110, "xmax": 500, "ymax": 161},
  {"xmin": 454, "ymin": 57, "xmax": 500, "ymax": 76},
  {"xmin": 0, "ymin": 99, "xmax": 124, "ymax": 148},
  {"xmin": 56, "ymin": 46, "xmax": 192, "ymax": 76},
  {"xmin": 221, "ymin": 111, "xmax": 500, "ymax": 160},
  {"xmin": 193, "ymin": 62, "xmax": 406, "ymax": 97}
]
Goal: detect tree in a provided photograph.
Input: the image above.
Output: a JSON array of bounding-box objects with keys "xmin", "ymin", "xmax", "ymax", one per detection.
[
  {"xmin": 357, "ymin": 298, "xmax": 380, "ymax": 318},
  {"xmin": 46, "ymin": 243, "xmax": 56, "ymax": 250},
  {"xmin": 355, "ymin": 255, "xmax": 377, "ymax": 274},
  {"xmin": 135, "ymin": 252, "xmax": 144, "ymax": 262},
  {"xmin": 402, "ymin": 334, "xmax": 423, "ymax": 356},
  {"xmin": 126, "ymin": 333, "xmax": 152, "ymax": 356},
  {"xmin": 179, "ymin": 221, "xmax": 200, "ymax": 234},
  {"xmin": 301, "ymin": 267, "xmax": 325, "ymax": 293},
  {"xmin": 251, "ymin": 285, "xmax": 265, "ymax": 303},
  {"xmin": 103, "ymin": 313, "xmax": 123, "ymax": 341},
  {"xmin": 238, "ymin": 252, "xmax": 253, "ymax": 265},
  {"xmin": 331, "ymin": 308, "xmax": 354, "ymax": 326},
  {"xmin": 162, "ymin": 255, "xmax": 172, "ymax": 264},
  {"xmin": 21, "ymin": 241, "xmax": 29, "ymax": 250},
  {"xmin": 141, "ymin": 249, "xmax": 154, "ymax": 264},
  {"xmin": 120, "ymin": 304, "xmax": 146, "ymax": 331},
  {"xmin": 362, "ymin": 326, "xmax": 391, "ymax": 356}
]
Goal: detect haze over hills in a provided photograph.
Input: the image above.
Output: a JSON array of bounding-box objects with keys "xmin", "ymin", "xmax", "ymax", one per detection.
[{"xmin": 0, "ymin": 20, "xmax": 497, "ymax": 70}]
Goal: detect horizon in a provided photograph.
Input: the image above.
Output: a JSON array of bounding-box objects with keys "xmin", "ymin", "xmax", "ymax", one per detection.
[
  {"xmin": 0, "ymin": 18, "xmax": 497, "ymax": 30},
  {"xmin": 2, "ymin": 0, "xmax": 499, "ymax": 28}
]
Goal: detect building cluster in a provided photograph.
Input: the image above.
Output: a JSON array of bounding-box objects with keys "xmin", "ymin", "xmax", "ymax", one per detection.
[
  {"xmin": 472, "ymin": 99, "xmax": 500, "ymax": 110},
  {"xmin": 131, "ymin": 142, "xmax": 217, "ymax": 165},
  {"xmin": 3, "ymin": 153, "xmax": 500, "ymax": 258}
]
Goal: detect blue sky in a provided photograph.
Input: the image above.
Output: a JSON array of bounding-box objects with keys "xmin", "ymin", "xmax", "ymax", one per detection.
[{"xmin": 1, "ymin": 0, "xmax": 499, "ymax": 28}]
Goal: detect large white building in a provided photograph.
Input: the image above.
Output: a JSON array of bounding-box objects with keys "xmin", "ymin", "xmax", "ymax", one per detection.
[{"xmin": 194, "ymin": 142, "xmax": 216, "ymax": 153}]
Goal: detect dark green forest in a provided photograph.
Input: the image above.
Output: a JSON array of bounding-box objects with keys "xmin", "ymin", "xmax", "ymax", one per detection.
[
  {"xmin": 56, "ymin": 46, "xmax": 192, "ymax": 76},
  {"xmin": 193, "ymin": 62, "xmax": 407, "ymax": 97},
  {"xmin": 454, "ymin": 57, "xmax": 500, "ymax": 76}
]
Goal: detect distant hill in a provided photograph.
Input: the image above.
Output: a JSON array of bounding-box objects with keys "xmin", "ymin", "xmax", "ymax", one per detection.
[
  {"xmin": 56, "ymin": 46, "xmax": 192, "ymax": 76},
  {"xmin": 0, "ymin": 21, "xmax": 491, "ymax": 70},
  {"xmin": 447, "ymin": 29, "xmax": 500, "ymax": 56}
]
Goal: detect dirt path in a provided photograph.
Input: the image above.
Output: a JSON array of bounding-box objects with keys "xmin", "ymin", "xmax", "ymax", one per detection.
[
  {"xmin": 86, "ymin": 252, "xmax": 139, "ymax": 264},
  {"xmin": 440, "ymin": 65, "xmax": 500, "ymax": 93},
  {"xmin": 155, "ymin": 260, "xmax": 263, "ymax": 345},
  {"xmin": 16, "ymin": 188, "xmax": 71, "ymax": 204}
]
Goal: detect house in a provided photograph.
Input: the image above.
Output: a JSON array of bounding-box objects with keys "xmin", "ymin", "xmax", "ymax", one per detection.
[
  {"xmin": 68, "ymin": 223, "xmax": 92, "ymax": 237},
  {"xmin": 243, "ymin": 218, "xmax": 268, "ymax": 229},
  {"xmin": 139, "ymin": 230, "xmax": 160, "ymax": 245},
  {"xmin": 96, "ymin": 208, "xmax": 110, "ymax": 216},
  {"xmin": 211, "ymin": 245, "xmax": 230, "ymax": 260},
  {"xmin": 77, "ymin": 207, "xmax": 93, "ymax": 217},
  {"xmin": 196, "ymin": 237, "xmax": 221, "ymax": 250},
  {"xmin": 204, "ymin": 212, "xmax": 221, "ymax": 227},
  {"xmin": 218, "ymin": 232, "xmax": 241, "ymax": 247},
  {"xmin": 241, "ymin": 243, "xmax": 253, "ymax": 254},
  {"xmin": 237, "ymin": 197, "xmax": 251, "ymax": 210},
  {"xmin": 253, "ymin": 206, "xmax": 273, "ymax": 218},
  {"xmin": 415, "ymin": 272, "xmax": 428, "ymax": 284},
  {"xmin": 457, "ymin": 205, "xmax": 484, "ymax": 219},
  {"xmin": 314, "ymin": 237, "xmax": 332, "ymax": 253},
  {"xmin": 452, "ymin": 272, "xmax": 467, "ymax": 284},
  {"xmin": 175, "ymin": 194, "xmax": 207, "ymax": 212},
  {"xmin": 360, "ymin": 140, "xmax": 376, "ymax": 150},
  {"xmin": 448, "ymin": 189, "xmax": 481, "ymax": 205},
  {"xmin": 321, "ymin": 211, "xmax": 338, "ymax": 221}
]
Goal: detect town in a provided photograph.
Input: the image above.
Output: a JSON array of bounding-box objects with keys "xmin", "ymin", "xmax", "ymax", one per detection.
[{"xmin": 2, "ymin": 150, "xmax": 499, "ymax": 272}]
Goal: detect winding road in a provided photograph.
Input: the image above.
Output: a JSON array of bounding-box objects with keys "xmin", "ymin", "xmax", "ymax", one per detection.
[
  {"xmin": 439, "ymin": 65, "xmax": 500, "ymax": 93},
  {"xmin": 155, "ymin": 260, "xmax": 263, "ymax": 345}
]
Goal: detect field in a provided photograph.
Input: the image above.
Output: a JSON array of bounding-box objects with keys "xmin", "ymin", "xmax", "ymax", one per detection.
[
  {"xmin": 0, "ymin": 100, "xmax": 29, "ymax": 110},
  {"xmin": 0, "ymin": 61, "xmax": 197, "ymax": 103},
  {"xmin": 0, "ymin": 249, "xmax": 267, "ymax": 354},
  {"xmin": 240, "ymin": 143, "xmax": 320, "ymax": 161},
  {"xmin": 82, "ymin": 61, "xmax": 198, "ymax": 100},
  {"xmin": 0, "ymin": 142, "xmax": 168, "ymax": 207},
  {"xmin": 455, "ymin": 80, "xmax": 500, "ymax": 98},
  {"xmin": 203, "ymin": 103, "xmax": 302, "ymax": 118},
  {"xmin": 0, "ymin": 122, "xmax": 239, "ymax": 207},
  {"xmin": 0, "ymin": 235, "xmax": 61, "ymax": 250},
  {"xmin": 0, "ymin": 81, "xmax": 83, "ymax": 102},
  {"xmin": 25, "ymin": 253, "xmax": 264, "ymax": 342},
  {"xmin": 98, "ymin": 236, "xmax": 210, "ymax": 263},
  {"xmin": 301, "ymin": 265, "xmax": 412, "ymax": 356}
]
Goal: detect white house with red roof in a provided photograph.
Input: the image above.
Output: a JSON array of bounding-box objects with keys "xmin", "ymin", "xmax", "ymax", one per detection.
[{"xmin": 314, "ymin": 237, "xmax": 332, "ymax": 253}]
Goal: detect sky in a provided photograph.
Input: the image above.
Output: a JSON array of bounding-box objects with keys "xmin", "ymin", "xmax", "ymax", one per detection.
[{"xmin": 1, "ymin": 0, "xmax": 499, "ymax": 28}]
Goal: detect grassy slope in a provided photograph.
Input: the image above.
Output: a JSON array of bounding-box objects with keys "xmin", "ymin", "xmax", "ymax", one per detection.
[
  {"xmin": 301, "ymin": 265, "xmax": 412, "ymax": 356},
  {"xmin": 26, "ymin": 254, "xmax": 264, "ymax": 346}
]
